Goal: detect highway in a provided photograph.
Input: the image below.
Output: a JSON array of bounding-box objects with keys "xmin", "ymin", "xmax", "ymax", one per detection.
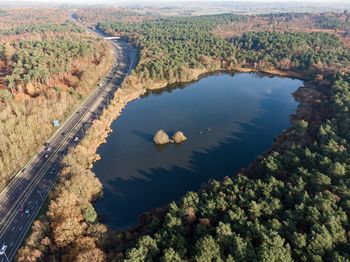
[{"xmin": 0, "ymin": 21, "xmax": 137, "ymax": 261}]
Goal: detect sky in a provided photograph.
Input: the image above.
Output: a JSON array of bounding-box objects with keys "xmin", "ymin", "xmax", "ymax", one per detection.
[{"xmin": 5, "ymin": 0, "xmax": 349, "ymax": 2}]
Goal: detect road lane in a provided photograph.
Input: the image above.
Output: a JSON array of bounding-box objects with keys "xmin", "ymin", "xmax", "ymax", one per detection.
[
  {"xmin": 0, "ymin": 26, "xmax": 137, "ymax": 261},
  {"xmin": 0, "ymin": 42, "xmax": 128, "ymax": 226},
  {"xmin": 0, "ymin": 43, "xmax": 127, "ymax": 209}
]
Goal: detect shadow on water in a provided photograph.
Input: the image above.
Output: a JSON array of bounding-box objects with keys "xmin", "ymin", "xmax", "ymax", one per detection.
[
  {"xmin": 93, "ymin": 72, "xmax": 302, "ymax": 230},
  {"xmin": 131, "ymin": 130, "xmax": 154, "ymax": 143},
  {"xmin": 96, "ymin": 120, "xmax": 275, "ymax": 229}
]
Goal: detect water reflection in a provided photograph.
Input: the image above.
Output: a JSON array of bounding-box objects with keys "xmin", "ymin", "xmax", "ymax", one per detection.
[{"xmin": 93, "ymin": 72, "xmax": 302, "ymax": 229}]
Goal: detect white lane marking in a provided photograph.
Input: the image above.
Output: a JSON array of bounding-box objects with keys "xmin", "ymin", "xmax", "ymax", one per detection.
[
  {"xmin": 0, "ymin": 42, "xmax": 128, "ymax": 242},
  {"xmin": 11, "ymin": 226, "xmax": 15, "ymax": 232},
  {"xmin": 10, "ymin": 241, "xmax": 13, "ymax": 247},
  {"xmin": 19, "ymin": 226, "xmax": 22, "ymax": 231},
  {"xmin": 28, "ymin": 200, "xmax": 31, "ymax": 205}
]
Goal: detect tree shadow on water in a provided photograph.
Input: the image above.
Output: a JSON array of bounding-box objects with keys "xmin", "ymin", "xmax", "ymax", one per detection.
[
  {"xmin": 94, "ymin": 120, "xmax": 276, "ymax": 230},
  {"xmin": 130, "ymin": 130, "xmax": 154, "ymax": 143}
]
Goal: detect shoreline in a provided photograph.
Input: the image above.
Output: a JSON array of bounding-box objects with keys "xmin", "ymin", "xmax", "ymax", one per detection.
[
  {"xmin": 88, "ymin": 67, "xmax": 310, "ymax": 219},
  {"xmin": 89, "ymin": 65, "xmax": 309, "ymax": 167},
  {"xmin": 18, "ymin": 56, "xmax": 316, "ymax": 260},
  {"xmin": 88, "ymin": 65, "xmax": 325, "ymax": 259},
  {"xmin": 100, "ymin": 71, "xmax": 328, "ymax": 259},
  {"xmin": 16, "ymin": 13, "xmax": 350, "ymax": 261}
]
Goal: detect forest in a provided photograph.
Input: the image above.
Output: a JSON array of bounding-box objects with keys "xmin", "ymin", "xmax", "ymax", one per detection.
[
  {"xmin": 0, "ymin": 8, "xmax": 69, "ymax": 33},
  {"xmin": 0, "ymin": 13, "xmax": 114, "ymax": 192},
  {"xmin": 315, "ymin": 13, "xmax": 345, "ymax": 29},
  {"xmin": 96, "ymin": 15, "xmax": 350, "ymax": 261},
  {"xmin": 232, "ymin": 31, "xmax": 349, "ymax": 71},
  {"xmin": 214, "ymin": 12, "xmax": 350, "ymax": 49},
  {"xmin": 100, "ymin": 15, "xmax": 349, "ymax": 85},
  {"xmin": 16, "ymin": 10, "xmax": 350, "ymax": 262},
  {"xmin": 0, "ymin": 21, "xmax": 82, "ymax": 37},
  {"xmin": 100, "ymin": 15, "xmax": 248, "ymax": 76},
  {"xmin": 121, "ymin": 72, "xmax": 350, "ymax": 262},
  {"xmin": 5, "ymin": 38, "xmax": 95, "ymax": 87}
]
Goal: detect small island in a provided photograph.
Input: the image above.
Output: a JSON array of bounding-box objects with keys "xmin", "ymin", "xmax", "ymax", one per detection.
[
  {"xmin": 172, "ymin": 131, "xmax": 187, "ymax": 144},
  {"xmin": 153, "ymin": 129, "xmax": 170, "ymax": 144},
  {"xmin": 153, "ymin": 130, "xmax": 187, "ymax": 145}
]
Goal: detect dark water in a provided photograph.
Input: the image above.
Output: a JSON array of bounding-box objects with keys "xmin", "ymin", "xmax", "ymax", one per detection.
[{"xmin": 93, "ymin": 72, "xmax": 302, "ymax": 229}]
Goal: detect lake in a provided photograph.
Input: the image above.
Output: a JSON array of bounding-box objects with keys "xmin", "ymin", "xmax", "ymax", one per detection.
[{"xmin": 93, "ymin": 72, "xmax": 303, "ymax": 229}]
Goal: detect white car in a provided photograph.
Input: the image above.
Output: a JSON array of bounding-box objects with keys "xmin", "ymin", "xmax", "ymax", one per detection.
[{"xmin": 0, "ymin": 244, "xmax": 7, "ymax": 255}]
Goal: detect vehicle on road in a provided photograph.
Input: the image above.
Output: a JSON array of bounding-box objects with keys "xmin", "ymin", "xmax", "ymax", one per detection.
[
  {"xmin": 74, "ymin": 136, "xmax": 79, "ymax": 142},
  {"xmin": 44, "ymin": 154, "xmax": 49, "ymax": 158},
  {"xmin": 60, "ymin": 148, "xmax": 68, "ymax": 155},
  {"xmin": 49, "ymin": 168, "xmax": 56, "ymax": 175},
  {"xmin": 46, "ymin": 146, "xmax": 52, "ymax": 152},
  {"xmin": 24, "ymin": 207, "xmax": 31, "ymax": 215},
  {"xmin": 0, "ymin": 244, "xmax": 7, "ymax": 255}
]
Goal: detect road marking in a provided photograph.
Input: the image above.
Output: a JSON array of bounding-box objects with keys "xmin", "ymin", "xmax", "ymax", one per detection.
[
  {"xmin": 10, "ymin": 241, "xmax": 13, "ymax": 247},
  {"xmin": 0, "ymin": 39, "xmax": 133, "ymax": 261},
  {"xmin": 11, "ymin": 226, "xmax": 15, "ymax": 232},
  {"xmin": 0, "ymin": 74, "xmax": 115, "ymax": 225}
]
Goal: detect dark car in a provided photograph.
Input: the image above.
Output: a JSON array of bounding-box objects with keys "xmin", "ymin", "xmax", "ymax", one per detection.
[{"xmin": 60, "ymin": 148, "xmax": 68, "ymax": 155}]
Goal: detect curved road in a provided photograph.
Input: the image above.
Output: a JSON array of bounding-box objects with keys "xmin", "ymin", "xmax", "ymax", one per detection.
[{"xmin": 0, "ymin": 21, "xmax": 137, "ymax": 261}]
